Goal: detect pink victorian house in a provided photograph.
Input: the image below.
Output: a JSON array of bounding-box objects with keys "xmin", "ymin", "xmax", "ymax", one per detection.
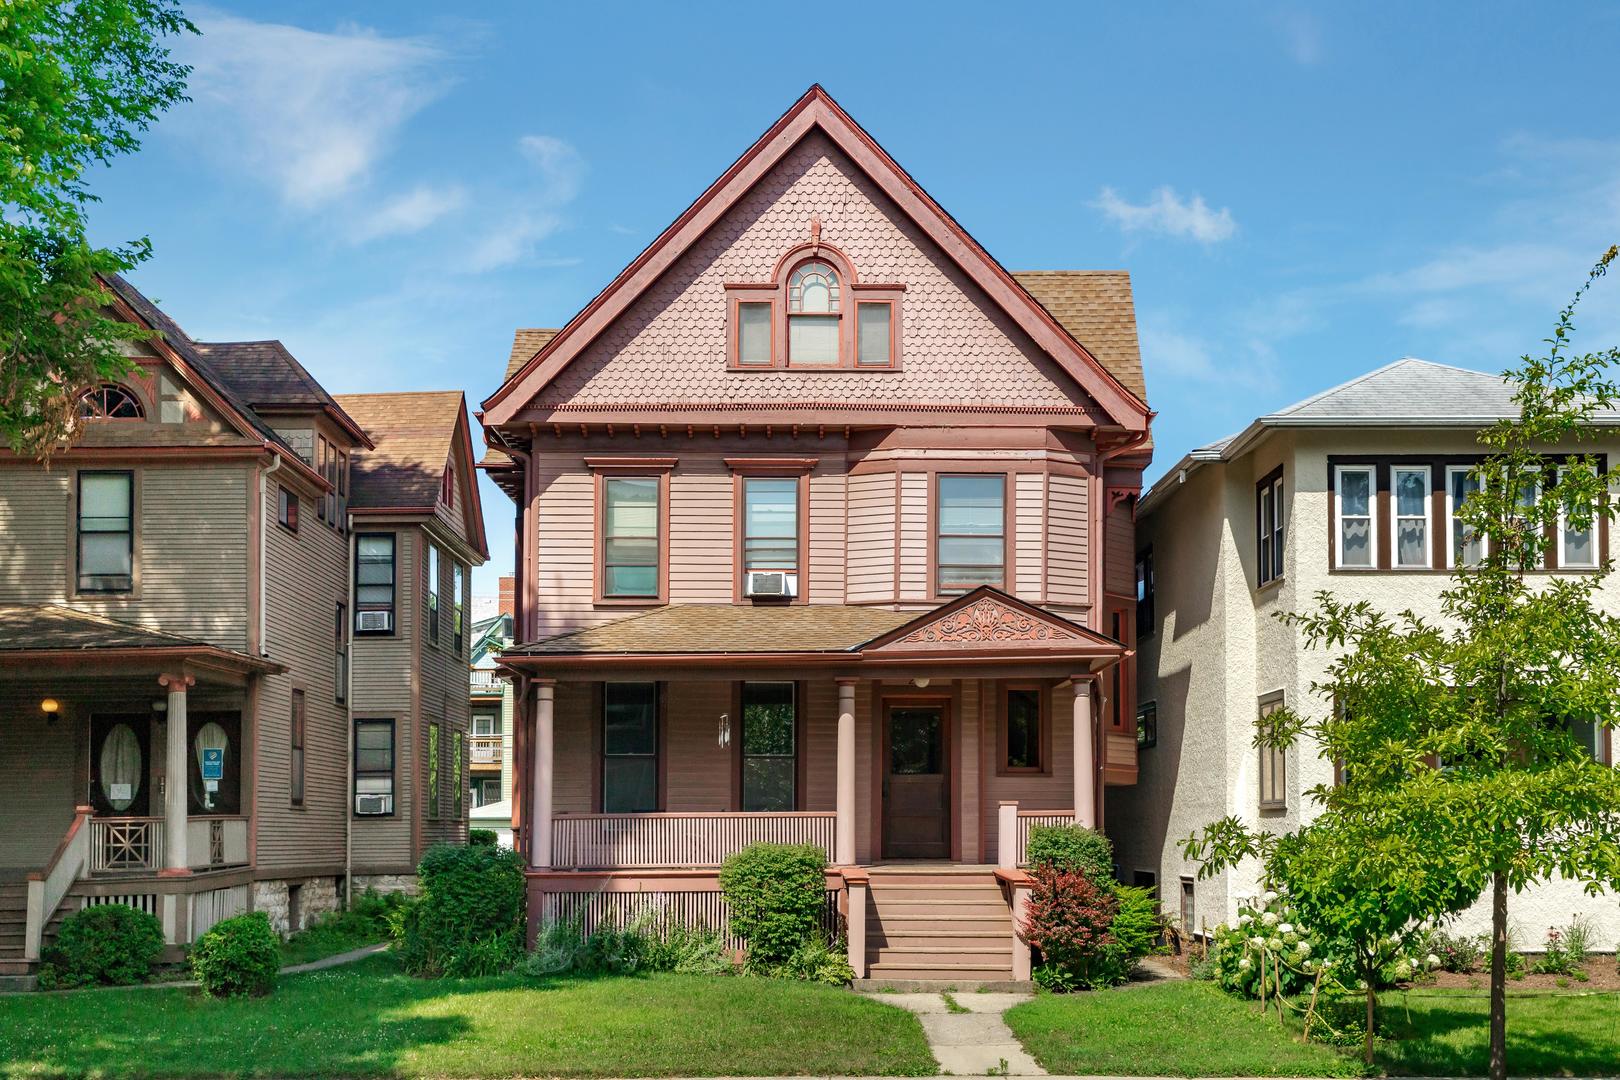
[{"xmin": 479, "ymin": 87, "xmax": 1152, "ymax": 985}]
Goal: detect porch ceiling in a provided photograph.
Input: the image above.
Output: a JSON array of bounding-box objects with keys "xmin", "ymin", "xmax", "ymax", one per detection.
[{"xmin": 0, "ymin": 605, "xmax": 285, "ymax": 680}]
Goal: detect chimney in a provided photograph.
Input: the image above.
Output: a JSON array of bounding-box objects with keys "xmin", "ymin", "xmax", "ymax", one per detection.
[{"xmin": 498, "ymin": 575, "xmax": 515, "ymax": 619}]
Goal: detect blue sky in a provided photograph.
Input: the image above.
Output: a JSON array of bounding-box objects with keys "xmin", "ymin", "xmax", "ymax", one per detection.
[{"xmin": 87, "ymin": 2, "xmax": 1620, "ymax": 601}]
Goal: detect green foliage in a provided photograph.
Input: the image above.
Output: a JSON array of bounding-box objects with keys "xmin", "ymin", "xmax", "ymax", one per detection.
[
  {"xmin": 0, "ymin": 0, "xmax": 196, "ymax": 456},
  {"xmin": 281, "ymin": 888, "xmax": 412, "ymax": 965},
  {"xmin": 1108, "ymin": 885, "xmax": 1166, "ymax": 964},
  {"xmin": 190, "ymin": 912, "xmax": 279, "ymax": 998},
  {"xmin": 398, "ymin": 843, "xmax": 526, "ymax": 978},
  {"xmin": 770, "ymin": 936, "xmax": 855, "ymax": 985},
  {"xmin": 1024, "ymin": 824, "xmax": 1114, "ymax": 882},
  {"xmin": 468, "ymin": 829, "xmax": 498, "ymax": 847},
  {"xmin": 1427, "ymin": 928, "xmax": 1487, "ymax": 973},
  {"xmin": 717, "ymin": 842, "xmax": 827, "ymax": 968},
  {"xmin": 38, "ymin": 903, "xmax": 163, "ymax": 990},
  {"xmin": 1531, "ymin": 916, "xmax": 1593, "ymax": 975},
  {"xmin": 523, "ymin": 911, "xmax": 732, "ymax": 977}
]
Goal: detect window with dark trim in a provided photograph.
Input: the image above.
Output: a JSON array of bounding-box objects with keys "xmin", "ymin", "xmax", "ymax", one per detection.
[
  {"xmin": 1003, "ymin": 685, "xmax": 1044, "ymax": 772},
  {"xmin": 353, "ymin": 719, "xmax": 394, "ymax": 814},
  {"xmin": 1257, "ymin": 468, "xmax": 1284, "ymax": 585},
  {"xmin": 77, "ymin": 470, "xmax": 134, "ymax": 593},
  {"xmin": 428, "ymin": 722, "xmax": 441, "ymax": 818},
  {"xmin": 740, "ymin": 682, "xmax": 796, "ymax": 811},
  {"xmin": 1136, "ymin": 701, "xmax": 1157, "ymax": 749},
  {"xmin": 453, "ymin": 562, "xmax": 466, "ymax": 654},
  {"xmin": 425, "ymin": 542, "xmax": 441, "ymax": 645},
  {"xmin": 290, "ymin": 688, "xmax": 306, "ymax": 807},
  {"xmin": 602, "ymin": 682, "xmax": 658, "ymax": 813},
  {"xmin": 277, "ymin": 487, "xmax": 299, "ymax": 533},
  {"xmin": 1258, "ymin": 693, "xmax": 1286, "ymax": 810},
  {"xmin": 334, "ymin": 602, "xmax": 348, "ymax": 705},
  {"xmin": 317, "ymin": 437, "xmax": 330, "ymax": 523},
  {"xmin": 453, "ymin": 730, "xmax": 464, "ymax": 818},
  {"xmin": 1557, "ymin": 468, "xmax": 1598, "ymax": 569},
  {"xmin": 937, "ymin": 474, "xmax": 1005, "ymax": 592},
  {"xmin": 602, "ymin": 477, "xmax": 660, "ymax": 599},
  {"xmin": 354, "ymin": 533, "xmax": 395, "ymax": 633},
  {"xmin": 77, "ymin": 384, "xmax": 144, "ymax": 420},
  {"xmin": 1447, "ymin": 465, "xmax": 1484, "ymax": 568},
  {"xmin": 1135, "ymin": 548, "xmax": 1154, "ymax": 633},
  {"xmin": 1392, "ymin": 466, "xmax": 1431, "ymax": 568}
]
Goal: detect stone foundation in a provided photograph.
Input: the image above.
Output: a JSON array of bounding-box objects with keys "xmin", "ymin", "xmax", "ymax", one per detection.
[
  {"xmin": 251, "ymin": 876, "xmax": 341, "ymax": 937},
  {"xmin": 352, "ymin": 873, "xmax": 419, "ymax": 896}
]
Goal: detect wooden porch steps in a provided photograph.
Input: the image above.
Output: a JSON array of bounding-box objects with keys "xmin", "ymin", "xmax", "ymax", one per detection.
[
  {"xmin": 863, "ymin": 868, "xmax": 1017, "ymax": 985},
  {"xmin": 0, "ymin": 880, "xmax": 70, "ymax": 984}
]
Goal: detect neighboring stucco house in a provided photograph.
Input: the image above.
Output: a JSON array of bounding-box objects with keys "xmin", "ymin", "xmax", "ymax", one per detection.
[
  {"xmin": 478, "ymin": 86, "xmax": 1153, "ymax": 984},
  {"xmin": 0, "ymin": 278, "xmax": 484, "ymax": 986},
  {"xmin": 1109, "ymin": 358, "xmax": 1620, "ymax": 947}
]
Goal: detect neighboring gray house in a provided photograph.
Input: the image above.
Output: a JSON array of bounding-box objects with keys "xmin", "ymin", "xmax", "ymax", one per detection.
[{"xmin": 1109, "ymin": 358, "xmax": 1620, "ymax": 947}]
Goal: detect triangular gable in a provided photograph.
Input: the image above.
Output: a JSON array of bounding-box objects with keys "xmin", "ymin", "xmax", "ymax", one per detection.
[
  {"xmin": 446, "ymin": 404, "xmax": 489, "ymax": 559},
  {"xmin": 860, "ymin": 586, "xmax": 1124, "ymax": 656},
  {"xmin": 483, "ymin": 86, "xmax": 1149, "ymax": 432}
]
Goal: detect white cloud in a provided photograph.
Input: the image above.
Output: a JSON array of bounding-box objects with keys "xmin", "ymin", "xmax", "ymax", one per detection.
[
  {"xmin": 1139, "ymin": 313, "xmax": 1279, "ymax": 391},
  {"xmin": 518, "ymin": 135, "xmax": 586, "ymax": 204},
  {"xmin": 178, "ymin": 10, "xmax": 449, "ymax": 207},
  {"xmin": 1093, "ymin": 186, "xmax": 1237, "ymax": 245},
  {"xmin": 458, "ymin": 135, "xmax": 587, "ymax": 272},
  {"xmin": 349, "ymin": 185, "xmax": 467, "ymax": 243}
]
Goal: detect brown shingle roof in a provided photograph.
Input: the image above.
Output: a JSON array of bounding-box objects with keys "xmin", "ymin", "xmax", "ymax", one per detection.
[
  {"xmin": 334, "ymin": 391, "xmax": 467, "ymax": 510},
  {"xmin": 0, "ymin": 605, "xmax": 281, "ymax": 674},
  {"xmin": 509, "ymin": 605, "xmax": 916, "ymax": 656},
  {"xmin": 506, "ymin": 328, "xmax": 560, "ymax": 381},
  {"xmin": 1013, "ymin": 271, "xmax": 1146, "ymax": 402}
]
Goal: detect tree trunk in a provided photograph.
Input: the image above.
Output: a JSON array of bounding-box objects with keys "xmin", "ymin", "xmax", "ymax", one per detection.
[
  {"xmin": 1364, "ymin": 979, "xmax": 1376, "ymax": 1066},
  {"xmin": 1489, "ymin": 868, "xmax": 1508, "ymax": 1080}
]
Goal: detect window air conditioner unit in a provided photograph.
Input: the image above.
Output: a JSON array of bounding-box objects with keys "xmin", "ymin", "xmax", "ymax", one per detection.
[
  {"xmin": 356, "ymin": 610, "xmax": 392, "ymax": 633},
  {"xmin": 355, "ymin": 794, "xmax": 393, "ymax": 815},
  {"xmin": 745, "ymin": 571, "xmax": 795, "ymax": 598}
]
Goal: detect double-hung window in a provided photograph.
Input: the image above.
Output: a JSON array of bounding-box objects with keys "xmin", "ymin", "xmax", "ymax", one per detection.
[
  {"xmin": 1333, "ymin": 465, "xmax": 1376, "ymax": 568},
  {"xmin": 1447, "ymin": 466, "xmax": 1484, "ymax": 567},
  {"xmin": 77, "ymin": 471, "xmax": 134, "ymax": 593},
  {"xmin": 1257, "ymin": 693, "xmax": 1286, "ymax": 810},
  {"xmin": 1558, "ymin": 468, "xmax": 1598, "ymax": 569},
  {"xmin": 453, "ymin": 731, "xmax": 464, "ymax": 817},
  {"xmin": 290, "ymin": 689, "xmax": 306, "ymax": 807},
  {"xmin": 425, "ymin": 543, "xmax": 441, "ymax": 644},
  {"xmin": 742, "ymin": 477, "xmax": 799, "ymax": 580},
  {"xmin": 453, "ymin": 563, "xmax": 466, "ymax": 653},
  {"xmin": 856, "ymin": 301, "xmax": 894, "ymax": 367},
  {"xmin": 1256, "ymin": 469, "xmax": 1284, "ymax": 585},
  {"xmin": 277, "ymin": 487, "xmax": 299, "ymax": 532},
  {"xmin": 740, "ymin": 682, "xmax": 796, "ymax": 811},
  {"xmin": 353, "ymin": 720, "xmax": 394, "ymax": 814},
  {"xmin": 787, "ymin": 260, "xmax": 841, "ymax": 366},
  {"xmin": 427, "ymin": 722, "xmax": 441, "ymax": 818},
  {"xmin": 937, "ymin": 474, "xmax": 1005, "ymax": 592},
  {"xmin": 735, "ymin": 300, "xmax": 773, "ymax": 367},
  {"xmin": 1393, "ymin": 466, "xmax": 1431, "ymax": 568},
  {"xmin": 334, "ymin": 603, "xmax": 348, "ymax": 705},
  {"xmin": 602, "ymin": 477, "xmax": 660, "ymax": 599},
  {"xmin": 603, "ymin": 683, "xmax": 658, "ymax": 812},
  {"xmin": 355, "ymin": 534, "xmax": 396, "ymax": 632}
]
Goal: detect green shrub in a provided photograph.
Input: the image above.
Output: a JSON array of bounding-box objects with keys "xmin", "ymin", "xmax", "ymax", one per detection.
[
  {"xmin": 1024, "ymin": 824, "xmax": 1114, "ymax": 882},
  {"xmin": 190, "ymin": 912, "xmax": 279, "ymax": 997},
  {"xmin": 1427, "ymin": 928, "xmax": 1486, "ymax": 973},
  {"xmin": 772, "ymin": 936, "xmax": 855, "ymax": 985},
  {"xmin": 718, "ymin": 842, "xmax": 827, "ymax": 968},
  {"xmin": 281, "ymin": 888, "xmax": 411, "ymax": 964},
  {"xmin": 398, "ymin": 843, "xmax": 526, "ymax": 977},
  {"xmin": 642, "ymin": 923, "xmax": 733, "ymax": 975},
  {"xmin": 524, "ymin": 911, "xmax": 733, "ymax": 977},
  {"xmin": 468, "ymin": 829, "xmax": 498, "ymax": 847},
  {"xmin": 38, "ymin": 903, "xmax": 164, "ymax": 990}
]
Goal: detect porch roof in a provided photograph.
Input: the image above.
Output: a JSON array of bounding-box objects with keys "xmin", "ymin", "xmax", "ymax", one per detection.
[{"xmin": 0, "ymin": 605, "xmax": 285, "ymax": 678}]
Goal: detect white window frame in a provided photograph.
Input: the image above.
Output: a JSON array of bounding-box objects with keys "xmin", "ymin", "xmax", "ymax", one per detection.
[
  {"xmin": 1333, "ymin": 465, "xmax": 1377, "ymax": 569},
  {"xmin": 1392, "ymin": 466, "xmax": 1432, "ymax": 569},
  {"xmin": 1557, "ymin": 468, "xmax": 1598, "ymax": 570},
  {"xmin": 1514, "ymin": 475, "xmax": 1545, "ymax": 570},
  {"xmin": 1445, "ymin": 465, "xmax": 1484, "ymax": 569}
]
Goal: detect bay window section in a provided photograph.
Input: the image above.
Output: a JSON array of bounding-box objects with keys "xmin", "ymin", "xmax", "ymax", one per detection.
[
  {"xmin": 602, "ymin": 477, "xmax": 660, "ymax": 598},
  {"xmin": 1333, "ymin": 466, "xmax": 1375, "ymax": 568},
  {"xmin": 740, "ymin": 682, "xmax": 796, "ymax": 811},
  {"xmin": 937, "ymin": 474, "xmax": 1006, "ymax": 592},
  {"xmin": 1393, "ymin": 467, "xmax": 1431, "ymax": 568},
  {"xmin": 77, "ymin": 471, "xmax": 134, "ymax": 593},
  {"xmin": 1447, "ymin": 466, "xmax": 1484, "ymax": 568},
  {"xmin": 742, "ymin": 477, "xmax": 799, "ymax": 577},
  {"xmin": 603, "ymin": 683, "xmax": 658, "ymax": 813}
]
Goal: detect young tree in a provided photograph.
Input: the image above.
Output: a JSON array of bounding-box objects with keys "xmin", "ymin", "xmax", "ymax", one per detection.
[
  {"xmin": 1184, "ymin": 248, "xmax": 1620, "ymax": 1079},
  {"xmin": 1, "ymin": 0, "xmax": 194, "ymax": 457}
]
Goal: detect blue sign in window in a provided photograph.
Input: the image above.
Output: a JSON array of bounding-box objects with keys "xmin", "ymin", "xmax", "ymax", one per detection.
[{"xmin": 201, "ymin": 748, "xmax": 225, "ymax": 781}]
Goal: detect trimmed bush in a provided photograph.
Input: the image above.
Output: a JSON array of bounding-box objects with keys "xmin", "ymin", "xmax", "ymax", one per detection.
[
  {"xmin": 1024, "ymin": 824, "xmax": 1114, "ymax": 881},
  {"xmin": 468, "ymin": 829, "xmax": 498, "ymax": 847},
  {"xmin": 190, "ymin": 912, "xmax": 279, "ymax": 997},
  {"xmin": 38, "ymin": 903, "xmax": 164, "ymax": 990},
  {"xmin": 718, "ymin": 842, "xmax": 826, "ymax": 968},
  {"xmin": 524, "ymin": 911, "xmax": 733, "ymax": 977},
  {"xmin": 398, "ymin": 842, "xmax": 526, "ymax": 977}
]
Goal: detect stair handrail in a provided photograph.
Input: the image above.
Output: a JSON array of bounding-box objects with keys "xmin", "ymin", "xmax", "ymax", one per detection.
[{"xmin": 25, "ymin": 806, "xmax": 93, "ymax": 961}]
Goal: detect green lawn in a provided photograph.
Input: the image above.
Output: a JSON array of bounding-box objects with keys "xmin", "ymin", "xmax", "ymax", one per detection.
[
  {"xmin": 1376, "ymin": 987, "xmax": 1620, "ymax": 1076},
  {"xmin": 0, "ymin": 954, "xmax": 935, "ymax": 1079},
  {"xmin": 277, "ymin": 922, "xmax": 388, "ymax": 967}
]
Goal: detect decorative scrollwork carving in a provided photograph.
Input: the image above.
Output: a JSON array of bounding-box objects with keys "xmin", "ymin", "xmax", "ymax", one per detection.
[{"xmin": 897, "ymin": 597, "xmax": 1082, "ymax": 646}]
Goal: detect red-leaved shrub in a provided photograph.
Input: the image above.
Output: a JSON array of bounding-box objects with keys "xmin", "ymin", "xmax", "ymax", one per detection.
[{"xmin": 1020, "ymin": 865, "xmax": 1121, "ymax": 990}]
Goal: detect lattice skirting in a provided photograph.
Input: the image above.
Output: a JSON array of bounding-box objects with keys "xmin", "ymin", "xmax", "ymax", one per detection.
[
  {"xmin": 81, "ymin": 893, "xmax": 159, "ymax": 916},
  {"xmin": 190, "ymin": 885, "xmax": 249, "ymax": 939},
  {"xmin": 536, "ymin": 888, "xmax": 841, "ymax": 951}
]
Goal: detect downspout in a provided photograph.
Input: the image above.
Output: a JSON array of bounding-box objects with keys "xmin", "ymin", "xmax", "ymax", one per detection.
[
  {"xmin": 344, "ymin": 512, "xmax": 355, "ymax": 908},
  {"xmin": 258, "ymin": 453, "xmax": 284, "ymax": 658}
]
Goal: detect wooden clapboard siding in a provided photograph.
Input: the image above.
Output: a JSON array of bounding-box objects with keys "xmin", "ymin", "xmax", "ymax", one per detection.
[
  {"xmin": 668, "ymin": 460, "xmax": 732, "ymax": 604},
  {"xmin": 801, "ymin": 680, "xmax": 838, "ymax": 811},
  {"xmin": 1014, "ymin": 473, "xmax": 1046, "ymax": 601},
  {"xmin": 957, "ymin": 677, "xmax": 982, "ymax": 862},
  {"xmin": 664, "ymin": 681, "xmax": 731, "ymax": 812},
  {"xmin": 553, "ymin": 681, "xmax": 596, "ymax": 814},
  {"xmin": 350, "ymin": 527, "xmax": 416, "ymax": 872},
  {"xmin": 1104, "ymin": 500, "xmax": 1135, "ymax": 598},
  {"xmin": 806, "ymin": 468, "xmax": 847, "ymax": 606},
  {"xmin": 897, "ymin": 473, "xmax": 929, "ymax": 601},
  {"xmin": 0, "ymin": 688, "xmax": 82, "ymax": 871},
  {"xmin": 1046, "ymin": 473, "xmax": 1090, "ymax": 609},
  {"xmin": 533, "ymin": 462, "xmax": 609, "ymax": 637},
  {"xmin": 419, "ymin": 527, "xmax": 470, "ymax": 849},
  {"xmin": 845, "ymin": 471, "xmax": 896, "ymax": 603}
]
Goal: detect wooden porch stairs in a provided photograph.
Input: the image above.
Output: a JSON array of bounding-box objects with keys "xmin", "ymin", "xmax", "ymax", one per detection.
[
  {"xmin": 0, "ymin": 881, "xmax": 71, "ymax": 991},
  {"xmin": 860, "ymin": 867, "xmax": 1023, "ymax": 988}
]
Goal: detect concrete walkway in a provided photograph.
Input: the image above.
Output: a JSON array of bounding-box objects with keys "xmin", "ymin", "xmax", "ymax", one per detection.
[
  {"xmin": 279, "ymin": 941, "xmax": 390, "ymax": 974},
  {"xmin": 874, "ymin": 992, "xmax": 1044, "ymax": 1076},
  {"xmin": 0, "ymin": 940, "xmax": 389, "ymax": 996}
]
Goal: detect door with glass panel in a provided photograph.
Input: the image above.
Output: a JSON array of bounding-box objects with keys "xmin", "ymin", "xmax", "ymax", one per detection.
[
  {"xmin": 882, "ymin": 700, "xmax": 949, "ymax": 859},
  {"xmin": 89, "ymin": 714, "xmax": 150, "ymax": 816}
]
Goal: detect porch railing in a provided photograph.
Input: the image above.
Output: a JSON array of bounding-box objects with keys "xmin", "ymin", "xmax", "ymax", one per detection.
[
  {"xmin": 470, "ymin": 669, "xmax": 504, "ymax": 694},
  {"xmin": 25, "ymin": 807, "xmax": 92, "ymax": 960},
  {"xmin": 89, "ymin": 816, "xmax": 249, "ymax": 874},
  {"xmin": 998, "ymin": 805, "xmax": 1078, "ymax": 868},
  {"xmin": 470, "ymin": 735, "xmax": 503, "ymax": 765},
  {"xmin": 551, "ymin": 812, "xmax": 837, "ymax": 870}
]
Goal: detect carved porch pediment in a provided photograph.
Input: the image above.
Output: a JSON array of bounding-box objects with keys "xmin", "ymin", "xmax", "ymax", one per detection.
[{"xmin": 862, "ymin": 587, "xmax": 1119, "ymax": 655}]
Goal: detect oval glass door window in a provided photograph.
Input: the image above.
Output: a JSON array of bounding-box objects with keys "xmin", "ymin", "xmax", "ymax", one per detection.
[
  {"xmin": 193, "ymin": 721, "xmax": 228, "ymax": 811},
  {"xmin": 99, "ymin": 723, "xmax": 142, "ymax": 811}
]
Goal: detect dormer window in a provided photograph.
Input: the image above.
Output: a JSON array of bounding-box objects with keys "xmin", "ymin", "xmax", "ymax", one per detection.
[
  {"xmin": 787, "ymin": 260, "xmax": 840, "ymax": 366},
  {"xmin": 726, "ymin": 241, "xmax": 902, "ymax": 371}
]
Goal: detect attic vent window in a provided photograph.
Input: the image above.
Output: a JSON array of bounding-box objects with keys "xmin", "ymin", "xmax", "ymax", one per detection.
[{"xmin": 77, "ymin": 384, "xmax": 143, "ymax": 420}]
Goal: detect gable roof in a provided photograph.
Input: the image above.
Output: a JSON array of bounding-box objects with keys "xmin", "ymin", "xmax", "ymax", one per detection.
[
  {"xmin": 1014, "ymin": 271, "xmax": 1145, "ymax": 400},
  {"xmin": 506, "ymin": 329, "xmax": 559, "ymax": 381},
  {"xmin": 193, "ymin": 340, "xmax": 372, "ymax": 447},
  {"xmin": 0, "ymin": 604, "xmax": 285, "ymax": 674},
  {"xmin": 333, "ymin": 390, "xmax": 489, "ymax": 560},
  {"xmin": 483, "ymin": 86, "xmax": 1149, "ymax": 432}
]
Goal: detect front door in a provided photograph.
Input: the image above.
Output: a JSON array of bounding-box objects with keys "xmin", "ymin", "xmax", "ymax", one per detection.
[{"xmin": 882, "ymin": 701, "xmax": 949, "ymax": 859}]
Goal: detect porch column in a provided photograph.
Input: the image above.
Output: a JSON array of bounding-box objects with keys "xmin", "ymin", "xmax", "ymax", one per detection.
[
  {"xmin": 530, "ymin": 679, "xmax": 555, "ymax": 870},
  {"xmin": 1072, "ymin": 677, "xmax": 1096, "ymax": 829},
  {"xmin": 159, "ymin": 673, "xmax": 194, "ymax": 874},
  {"xmin": 835, "ymin": 678, "xmax": 857, "ymax": 866}
]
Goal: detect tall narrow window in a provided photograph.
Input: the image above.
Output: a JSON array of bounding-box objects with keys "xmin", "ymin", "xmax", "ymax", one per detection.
[
  {"xmin": 1180, "ymin": 877, "xmax": 1196, "ymax": 938},
  {"xmin": 336, "ymin": 450, "xmax": 349, "ymax": 533},
  {"xmin": 1447, "ymin": 466, "xmax": 1484, "ymax": 568},
  {"xmin": 856, "ymin": 302, "xmax": 893, "ymax": 367},
  {"xmin": 1135, "ymin": 548, "xmax": 1155, "ymax": 632},
  {"xmin": 787, "ymin": 260, "xmax": 840, "ymax": 365},
  {"xmin": 353, "ymin": 719, "xmax": 395, "ymax": 815},
  {"xmin": 740, "ymin": 682, "xmax": 796, "ymax": 811},
  {"xmin": 277, "ymin": 487, "xmax": 299, "ymax": 532},
  {"xmin": 937, "ymin": 475, "xmax": 1005, "ymax": 592},
  {"xmin": 323, "ymin": 438, "xmax": 338, "ymax": 524},
  {"xmin": 452, "ymin": 730, "xmax": 464, "ymax": 817},
  {"xmin": 1512, "ymin": 476, "xmax": 1544, "ymax": 569},
  {"xmin": 1558, "ymin": 468, "xmax": 1597, "ymax": 569},
  {"xmin": 1393, "ymin": 467, "xmax": 1431, "ymax": 568},
  {"xmin": 428, "ymin": 722, "xmax": 441, "ymax": 818},
  {"xmin": 77, "ymin": 471, "xmax": 134, "ymax": 593},
  {"xmin": 603, "ymin": 477, "xmax": 660, "ymax": 598},
  {"xmin": 736, "ymin": 301, "xmax": 773, "ymax": 366},
  {"xmin": 742, "ymin": 477, "xmax": 799, "ymax": 579},
  {"xmin": 602, "ymin": 683, "xmax": 658, "ymax": 813},
  {"xmin": 1258, "ymin": 693, "xmax": 1286, "ymax": 810},
  {"xmin": 1334, "ymin": 465, "xmax": 1375, "ymax": 568},
  {"xmin": 317, "ymin": 437, "xmax": 330, "ymax": 523},
  {"xmin": 1256, "ymin": 469, "xmax": 1284, "ymax": 585},
  {"xmin": 355, "ymin": 534, "xmax": 396, "ymax": 632},
  {"xmin": 1003, "ymin": 686, "xmax": 1043, "ymax": 772},
  {"xmin": 453, "ymin": 563, "xmax": 466, "ymax": 653},
  {"xmin": 290, "ymin": 689, "xmax": 306, "ymax": 807},
  {"xmin": 334, "ymin": 603, "xmax": 348, "ymax": 705},
  {"xmin": 1136, "ymin": 702, "xmax": 1158, "ymax": 749},
  {"xmin": 425, "ymin": 542, "xmax": 440, "ymax": 644}
]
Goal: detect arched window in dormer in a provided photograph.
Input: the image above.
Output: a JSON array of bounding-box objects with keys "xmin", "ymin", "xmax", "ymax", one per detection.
[
  {"xmin": 727, "ymin": 242, "xmax": 902, "ymax": 371},
  {"xmin": 786, "ymin": 260, "xmax": 841, "ymax": 365},
  {"xmin": 77, "ymin": 384, "xmax": 144, "ymax": 420}
]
